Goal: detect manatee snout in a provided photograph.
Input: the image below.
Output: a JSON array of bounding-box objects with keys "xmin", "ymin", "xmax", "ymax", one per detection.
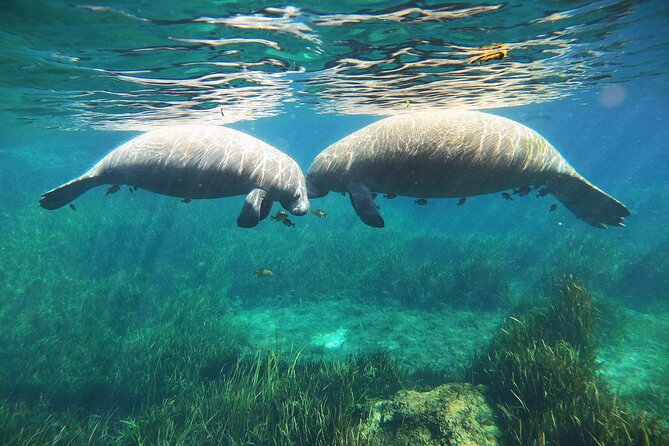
[
  {"xmin": 306, "ymin": 174, "xmax": 328, "ymax": 199},
  {"xmin": 280, "ymin": 180, "xmax": 310, "ymax": 216},
  {"xmin": 284, "ymin": 193, "xmax": 310, "ymax": 216}
]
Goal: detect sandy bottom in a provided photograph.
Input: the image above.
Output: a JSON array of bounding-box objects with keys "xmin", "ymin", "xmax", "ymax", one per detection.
[
  {"xmin": 231, "ymin": 298, "xmax": 669, "ymax": 421},
  {"xmin": 598, "ymin": 308, "xmax": 669, "ymax": 420},
  {"xmin": 232, "ymin": 298, "xmax": 505, "ymax": 375}
]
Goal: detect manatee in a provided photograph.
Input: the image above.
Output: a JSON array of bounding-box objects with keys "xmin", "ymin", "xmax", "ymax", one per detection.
[
  {"xmin": 306, "ymin": 110, "xmax": 630, "ymax": 228},
  {"xmin": 40, "ymin": 125, "xmax": 309, "ymax": 227}
]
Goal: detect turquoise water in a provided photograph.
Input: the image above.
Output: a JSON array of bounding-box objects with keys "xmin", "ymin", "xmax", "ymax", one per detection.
[{"xmin": 2, "ymin": 1, "xmax": 669, "ymax": 444}]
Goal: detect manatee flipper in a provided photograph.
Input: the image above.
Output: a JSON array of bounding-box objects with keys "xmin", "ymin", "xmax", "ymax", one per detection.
[
  {"xmin": 237, "ymin": 188, "xmax": 269, "ymax": 228},
  {"xmin": 260, "ymin": 198, "xmax": 273, "ymax": 221},
  {"xmin": 348, "ymin": 182, "xmax": 384, "ymax": 228},
  {"xmin": 39, "ymin": 176, "xmax": 103, "ymax": 210},
  {"xmin": 548, "ymin": 175, "xmax": 630, "ymax": 228}
]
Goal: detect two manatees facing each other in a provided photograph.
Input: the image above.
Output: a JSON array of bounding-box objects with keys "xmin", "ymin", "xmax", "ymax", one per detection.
[{"xmin": 40, "ymin": 111, "xmax": 630, "ymax": 229}]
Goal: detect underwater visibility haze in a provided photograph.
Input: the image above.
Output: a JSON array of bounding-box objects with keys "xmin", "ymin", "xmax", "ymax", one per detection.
[{"xmin": 1, "ymin": 1, "xmax": 669, "ymax": 444}]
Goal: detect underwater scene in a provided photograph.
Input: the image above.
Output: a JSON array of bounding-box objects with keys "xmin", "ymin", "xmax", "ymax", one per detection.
[{"xmin": 2, "ymin": 1, "xmax": 669, "ymax": 445}]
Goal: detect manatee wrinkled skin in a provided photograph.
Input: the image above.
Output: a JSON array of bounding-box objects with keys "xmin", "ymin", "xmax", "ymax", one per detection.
[
  {"xmin": 39, "ymin": 125, "xmax": 309, "ymax": 227},
  {"xmin": 306, "ymin": 110, "xmax": 630, "ymax": 228}
]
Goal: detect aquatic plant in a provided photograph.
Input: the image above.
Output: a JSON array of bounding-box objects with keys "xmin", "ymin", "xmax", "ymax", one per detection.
[
  {"xmin": 528, "ymin": 230, "xmax": 628, "ymax": 301},
  {"xmin": 0, "ymin": 348, "xmax": 407, "ymax": 445},
  {"xmin": 470, "ymin": 276, "xmax": 669, "ymax": 445},
  {"xmin": 1, "ymin": 187, "xmax": 667, "ymax": 444},
  {"xmin": 620, "ymin": 236, "xmax": 669, "ymax": 309}
]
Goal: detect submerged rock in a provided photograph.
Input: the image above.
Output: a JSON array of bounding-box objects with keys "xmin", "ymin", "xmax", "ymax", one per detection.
[{"xmin": 358, "ymin": 382, "xmax": 500, "ymax": 446}]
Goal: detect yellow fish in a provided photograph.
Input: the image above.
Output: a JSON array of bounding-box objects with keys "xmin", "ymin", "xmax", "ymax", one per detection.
[
  {"xmin": 253, "ymin": 268, "xmax": 273, "ymax": 277},
  {"xmin": 271, "ymin": 211, "xmax": 289, "ymax": 222}
]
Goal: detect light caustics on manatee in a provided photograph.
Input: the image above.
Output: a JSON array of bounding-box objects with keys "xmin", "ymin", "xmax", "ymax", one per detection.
[
  {"xmin": 306, "ymin": 110, "xmax": 630, "ymax": 229},
  {"xmin": 38, "ymin": 126, "xmax": 309, "ymax": 228}
]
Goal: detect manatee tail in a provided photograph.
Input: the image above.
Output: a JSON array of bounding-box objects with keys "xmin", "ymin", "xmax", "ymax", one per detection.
[
  {"xmin": 39, "ymin": 176, "xmax": 102, "ymax": 210},
  {"xmin": 547, "ymin": 174, "xmax": 630, "ymax": 228}
]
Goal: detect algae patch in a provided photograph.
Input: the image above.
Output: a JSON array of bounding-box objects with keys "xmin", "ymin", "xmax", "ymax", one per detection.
[{"xmin": 358, "ymin": 382, "xmax": 500, "ymax": 446}]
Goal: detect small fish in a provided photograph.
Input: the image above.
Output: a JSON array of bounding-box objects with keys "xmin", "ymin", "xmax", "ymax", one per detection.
[
  {"xmin": 457, "ymin": 198, "xmax": 466, "ymax": 206},
  {"xmin": 513, "ymin": 185, "xmax": 531, "ymax": 197},
  {"xmin": 182, "ymin": 197, "xmax": 192, "ymax": 203},
  {"xmin": 537, "ymin": 188, "xmax": 551, "ymax": 198},
  {"xmin": 312, "ymin": 208, "xmax": 327, "ymax": 218},
  {"xmin": 550, "ymin": 204, "xmax": 558, "ymax": 213},
  {"xmin": 68, "ymin": 203, "xmax": 76, "ymax": 211},
  {"xmin": 384, "ymin": 194, "xmax": 398, "ymax": 199},
  {"xmin": 271, "ymin": 210, "xmax": 289, "ymax": 222},
  {"xmin": 468, "ymin": 46, "xmax": 508, "ymax": 65},
  {"xmin": 403, "ymin": 99, "xmax": 410, "ymax": 109},
  {"xmin": 220, "ymin": 107, "xmax": 225, "ymax": 117},
  {"xmin": 105, "ymin": 184, "xmax": 120, "ymax": 195},
  {"xmin": 282, "ymin": 218, "xmax": 295, "ymax": 228},
  {"xmin": 253, "ymin": 268, "xmax": 273, "ymax": 277},
  {"xmin": 414, "ymin": 198, "xmax": 428, "ymax": 205},
  {"xmin": 501, "ymin": 192, "xmax": 513, "ymax": 201}
]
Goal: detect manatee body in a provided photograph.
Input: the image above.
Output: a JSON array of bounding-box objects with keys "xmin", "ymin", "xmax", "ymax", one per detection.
[
  {"xmin": 40, "ymin": 125, "xmax": 309, "ymax": 227},
  {"xmin": 306, "ymin": 110, "xmax": 630, "ymax": 228}
]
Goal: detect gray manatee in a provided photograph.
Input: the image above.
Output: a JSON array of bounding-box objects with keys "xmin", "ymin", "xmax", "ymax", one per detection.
[
  {"xmin": 40, "ymin": 125, "xmax": 309, "ymax": 227},
  {"xmin": 306, "ymin": 110, "xmax": 630, "ymax": 228}
]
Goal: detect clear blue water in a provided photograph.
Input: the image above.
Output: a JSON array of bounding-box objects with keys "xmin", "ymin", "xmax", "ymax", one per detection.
[{"xmin": 1, "ymin": 1, "xmax": 669, "ymax": 444}]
